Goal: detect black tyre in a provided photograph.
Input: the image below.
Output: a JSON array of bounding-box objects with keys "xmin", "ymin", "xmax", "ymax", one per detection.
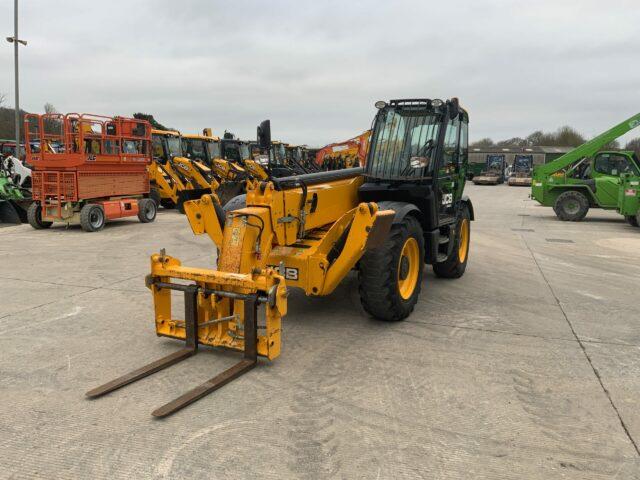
[
  {"xmin": 27, "ymin": 202, "xmax": 52, "ymax": 229},
  {"xmin": 433, "ymin": 204, "xmax": 471, "ymax": 279},
  {"xmin": 625, "ymin": 215, "xmax": 639, "ymax": 227},
  {"xmin": 149, "ymin": 188, "xmax": 162, "ymax": 207},
  {"xmin": 223, "ymin": 194, "xmax": 247, "ymax": 214},
  {"xmin": 137, "ymin": 198, "xmax": 157, "ymax": 223},
  {"xmin": 553, "ymin": 191, "xmax": 589, "ymax": 221},
  {"xmin": 80, "ymin": 204, "xmax": 105, "ymax": 232},
  {"xmin": 358, "ymin": 215, "xmax": 424, "ymax": 321}
]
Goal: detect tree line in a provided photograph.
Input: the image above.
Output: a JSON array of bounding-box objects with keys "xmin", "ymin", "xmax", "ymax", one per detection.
[
  {"xmin": 0, "ymin": 95, "xmax": 638, "ymax": 152},
  {"xmin": 471, "ymin": 125, "xmax": 640, "ymax": 152}
]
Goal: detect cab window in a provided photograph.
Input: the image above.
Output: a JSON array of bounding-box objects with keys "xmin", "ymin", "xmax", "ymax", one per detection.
[
  {"xmin": 442, "ymin": 118, "xmax": 460, "ymax": 167},
  {"xmin": 594, "ymin": 153, "xmax": 638, "ymax": 176},
  {"xmin": 152, "ymin": 136, "xmax": 164, "ymax": 159}
]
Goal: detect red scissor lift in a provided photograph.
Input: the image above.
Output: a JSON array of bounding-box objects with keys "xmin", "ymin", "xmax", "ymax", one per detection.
[{"xmin": 25, "ymin": 113, "xmax": 157, "ymax": 232}]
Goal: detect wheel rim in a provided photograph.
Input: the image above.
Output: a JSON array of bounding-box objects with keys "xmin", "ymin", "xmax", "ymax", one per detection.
[
  {"xmin": 89, "ymin": 208, "xmax": 104, "ymax": 228},
  {"xmin": 458, "ymin": 218, "xmax": 469, "ymax": 263},
  {"xmin": 397, "ymin": 237, "xmax": 420, "ymax": 300},
  {"xmin": 564, "ymin": 200, "xmax": 579, "ymax": 215},
  {"xmin": 145, "ymin": 202, "xmax": 156, "ymax": 220}
]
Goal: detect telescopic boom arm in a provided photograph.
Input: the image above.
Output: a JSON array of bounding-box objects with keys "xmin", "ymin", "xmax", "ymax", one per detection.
[{"xmin": 534, "ymin": 113, "xmax": 640, "ymax": 177}]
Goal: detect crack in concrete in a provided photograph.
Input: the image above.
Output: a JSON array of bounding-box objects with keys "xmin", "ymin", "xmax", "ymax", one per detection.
[{"xmin": 521, "ymin": 234, "xmax": 640, "ymax": 457}]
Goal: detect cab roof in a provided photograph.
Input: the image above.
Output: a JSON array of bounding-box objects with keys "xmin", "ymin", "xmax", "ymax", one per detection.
[
  {"xmin": 151, "ymin": 129, "xmax": 181, "ymax": 137},
  {"xmin": 183, "ymin": 133, "xmax": 221, "ymax": 141}
]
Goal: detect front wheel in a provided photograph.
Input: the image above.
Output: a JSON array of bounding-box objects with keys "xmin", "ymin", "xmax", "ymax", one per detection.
[
  {"xmin": 553, "ymin": 191, "xmax": 589, "ymax": 221},
  {"xmin": 433, "ymin": 204, "xmax": 470, "ymax": 279},
  {"xmin": 358, "ymin": 215, "xmax": 424, "ymax": 321},
  {"xmin": 80, "ymin": 204, "xmax": 106, "ymax": 232}
]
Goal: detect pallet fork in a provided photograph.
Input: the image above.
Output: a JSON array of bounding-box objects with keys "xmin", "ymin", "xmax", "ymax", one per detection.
[{"xmin": 86, "ymin": 283, "xmax": 260, "ymax": 418}]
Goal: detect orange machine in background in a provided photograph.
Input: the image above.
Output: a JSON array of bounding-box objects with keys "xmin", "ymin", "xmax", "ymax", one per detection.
[
  {"xmin": 25, "ymin": 113, "xmax": 157, "ymax": 232},
  {"xmin": 315, "ymin": 130, "xmax": 371, "ymax": 170}
]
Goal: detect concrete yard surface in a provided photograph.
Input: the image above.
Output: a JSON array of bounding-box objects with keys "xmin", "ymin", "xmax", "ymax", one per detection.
[{"xmin": 1, "ymin": 185, "xmax": 639, "ymax": 479}]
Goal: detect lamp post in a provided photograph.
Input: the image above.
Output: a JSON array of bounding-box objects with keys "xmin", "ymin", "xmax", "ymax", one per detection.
[{"xmin": 6, "ymin": 0, "xmax": 27, "ymax": 157}]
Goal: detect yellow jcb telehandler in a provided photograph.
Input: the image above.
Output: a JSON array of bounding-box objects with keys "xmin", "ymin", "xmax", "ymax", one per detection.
[{"xmin": 87, "ymin": 98, "xmax": 474, "ymax": 417}]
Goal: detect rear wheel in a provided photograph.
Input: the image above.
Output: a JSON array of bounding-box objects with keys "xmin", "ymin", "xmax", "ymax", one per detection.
[
  {"xmin": 358, "ymin": 215, "xmax": 424, "ymax": 321},
  {"xmin": 433, "ymin": 204, "xmax": 470, "ymax": 279},
  {"xmin": 27, "ymin": 202, "xmax": 52, "ymax": 229},
  {"xmin": 137, "ymin": 198, "xmax": 157, "ymax": 223},
  {"xmin": 625, "ymin": 215, "xmax": 639, "ymax": 227},
  {"xmin": 80, "ymin": 204, "xmax": 105, "ymax": 232},
  {"xmin": 553, "ymin": 191, "xmax": 589, "ymax": 221}
]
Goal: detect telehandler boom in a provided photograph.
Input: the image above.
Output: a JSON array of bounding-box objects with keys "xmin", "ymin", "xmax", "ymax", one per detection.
[
  {"xmin": 87, "ymin": 98, "xmax": 474, "ymax": 417},
  {"xmin": 531, "ymin": 113, "xmax": 640, "ymax": 221}
]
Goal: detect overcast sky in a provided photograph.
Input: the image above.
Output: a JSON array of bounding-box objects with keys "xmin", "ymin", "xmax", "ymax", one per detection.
[{"xmin": 1, "ymin": 0, "xmax": 639, "ymax": 146}]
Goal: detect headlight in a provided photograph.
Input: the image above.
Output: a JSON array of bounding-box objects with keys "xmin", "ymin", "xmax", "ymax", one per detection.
[
  {"xmin": 431, "ymin": 99, "xmax": 444, "ymax": 108},
  {"xmin": 256, "ymin": 155, "xmax": 269, "ymax": 166},
  {"xmin": 374, "ymin": 100, "xmax": 387, "ymax": 109}
]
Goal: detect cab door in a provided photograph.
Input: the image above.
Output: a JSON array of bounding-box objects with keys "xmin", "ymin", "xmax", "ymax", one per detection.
[
  {"xmin": 436, "ymin": 116, "xmax": 461, "ymax": 223},
  {"xmin": 592, "ymin": 153, "xmax": 630, "ymax": 207}
]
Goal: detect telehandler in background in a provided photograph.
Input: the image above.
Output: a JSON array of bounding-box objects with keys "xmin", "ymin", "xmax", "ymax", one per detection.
[
  {"xmin": 87, "ymin": 98, "xmax": 474, "ymax": 417},
  {"xmin": 507, "ymin": 154, "xmax": 534, "ymax": 186},
  {"xmin": 531, "ymin": 113, "xmax": 640, "ymax": 222},
  {"xmin": 472, "ymin": 154, "xmax": 506, "ymax": 185}
]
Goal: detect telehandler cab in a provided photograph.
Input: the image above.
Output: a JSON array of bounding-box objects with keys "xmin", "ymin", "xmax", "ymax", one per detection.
[
  {"xmin": 531, "ymin": 113, "xmax": 640, "ymax": 222},
  {"xmin": 87, "ymin": 98, "xmax": 474, "ymax": 417}
]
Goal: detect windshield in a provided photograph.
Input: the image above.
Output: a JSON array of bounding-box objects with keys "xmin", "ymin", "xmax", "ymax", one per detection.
[
  {"xmin": 224, "ymin": 142, "xmax": 241, "ymax": 162},
  {"xmin": 291, "ymin": 147, "xmax": 302, "ymax": 162},
  {"xmin": 513, "ymin": 155, "xmax": 532, "ymax": 170},
  {"xmin": 239, "ymin": 143, "xmax": 250, "ymax": 160},
  {"xmin": 183, "ymin": 139, "xmax": 208, "ymax": 162},
  {"xmin": 273, "ymin": 144, "xmax": 286, "ymax": 164},
  {"xmin": 487, "ymin": 155, "xmax": 504, "ymax": 170},
  {"xmin": 167, "ymin": 137, "xmax": 182, "ymax": 157},
  {"xmin": 206, "ymin": 140, "xmax": 221, "ymax": 160},
  {"xmin": 366, "ymin": 108, "xmax": 441, "ymax": 179}
]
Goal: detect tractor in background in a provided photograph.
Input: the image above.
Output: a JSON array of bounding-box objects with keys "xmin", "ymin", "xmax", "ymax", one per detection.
[
  {"xmin": 472, "ymin": 154, "xmax": 506, "ymax": 185},
  {"xmin": 0, "ymin": 157, "xmax": 30, "ymax": 224},
  {"xmin": 508, "ymin": 154, "xmax": 534, "ymax": 186}
]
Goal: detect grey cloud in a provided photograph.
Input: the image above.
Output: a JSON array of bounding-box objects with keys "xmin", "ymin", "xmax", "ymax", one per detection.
[{"xmin": 1, "ymin": 0, "xmax": 639, "ymax": 146}]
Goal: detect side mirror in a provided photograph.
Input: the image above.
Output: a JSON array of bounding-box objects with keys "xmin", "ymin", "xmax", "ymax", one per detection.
[{"xmin": 257, "ymin": 120, "xmax": 271, "ymax": 150}]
